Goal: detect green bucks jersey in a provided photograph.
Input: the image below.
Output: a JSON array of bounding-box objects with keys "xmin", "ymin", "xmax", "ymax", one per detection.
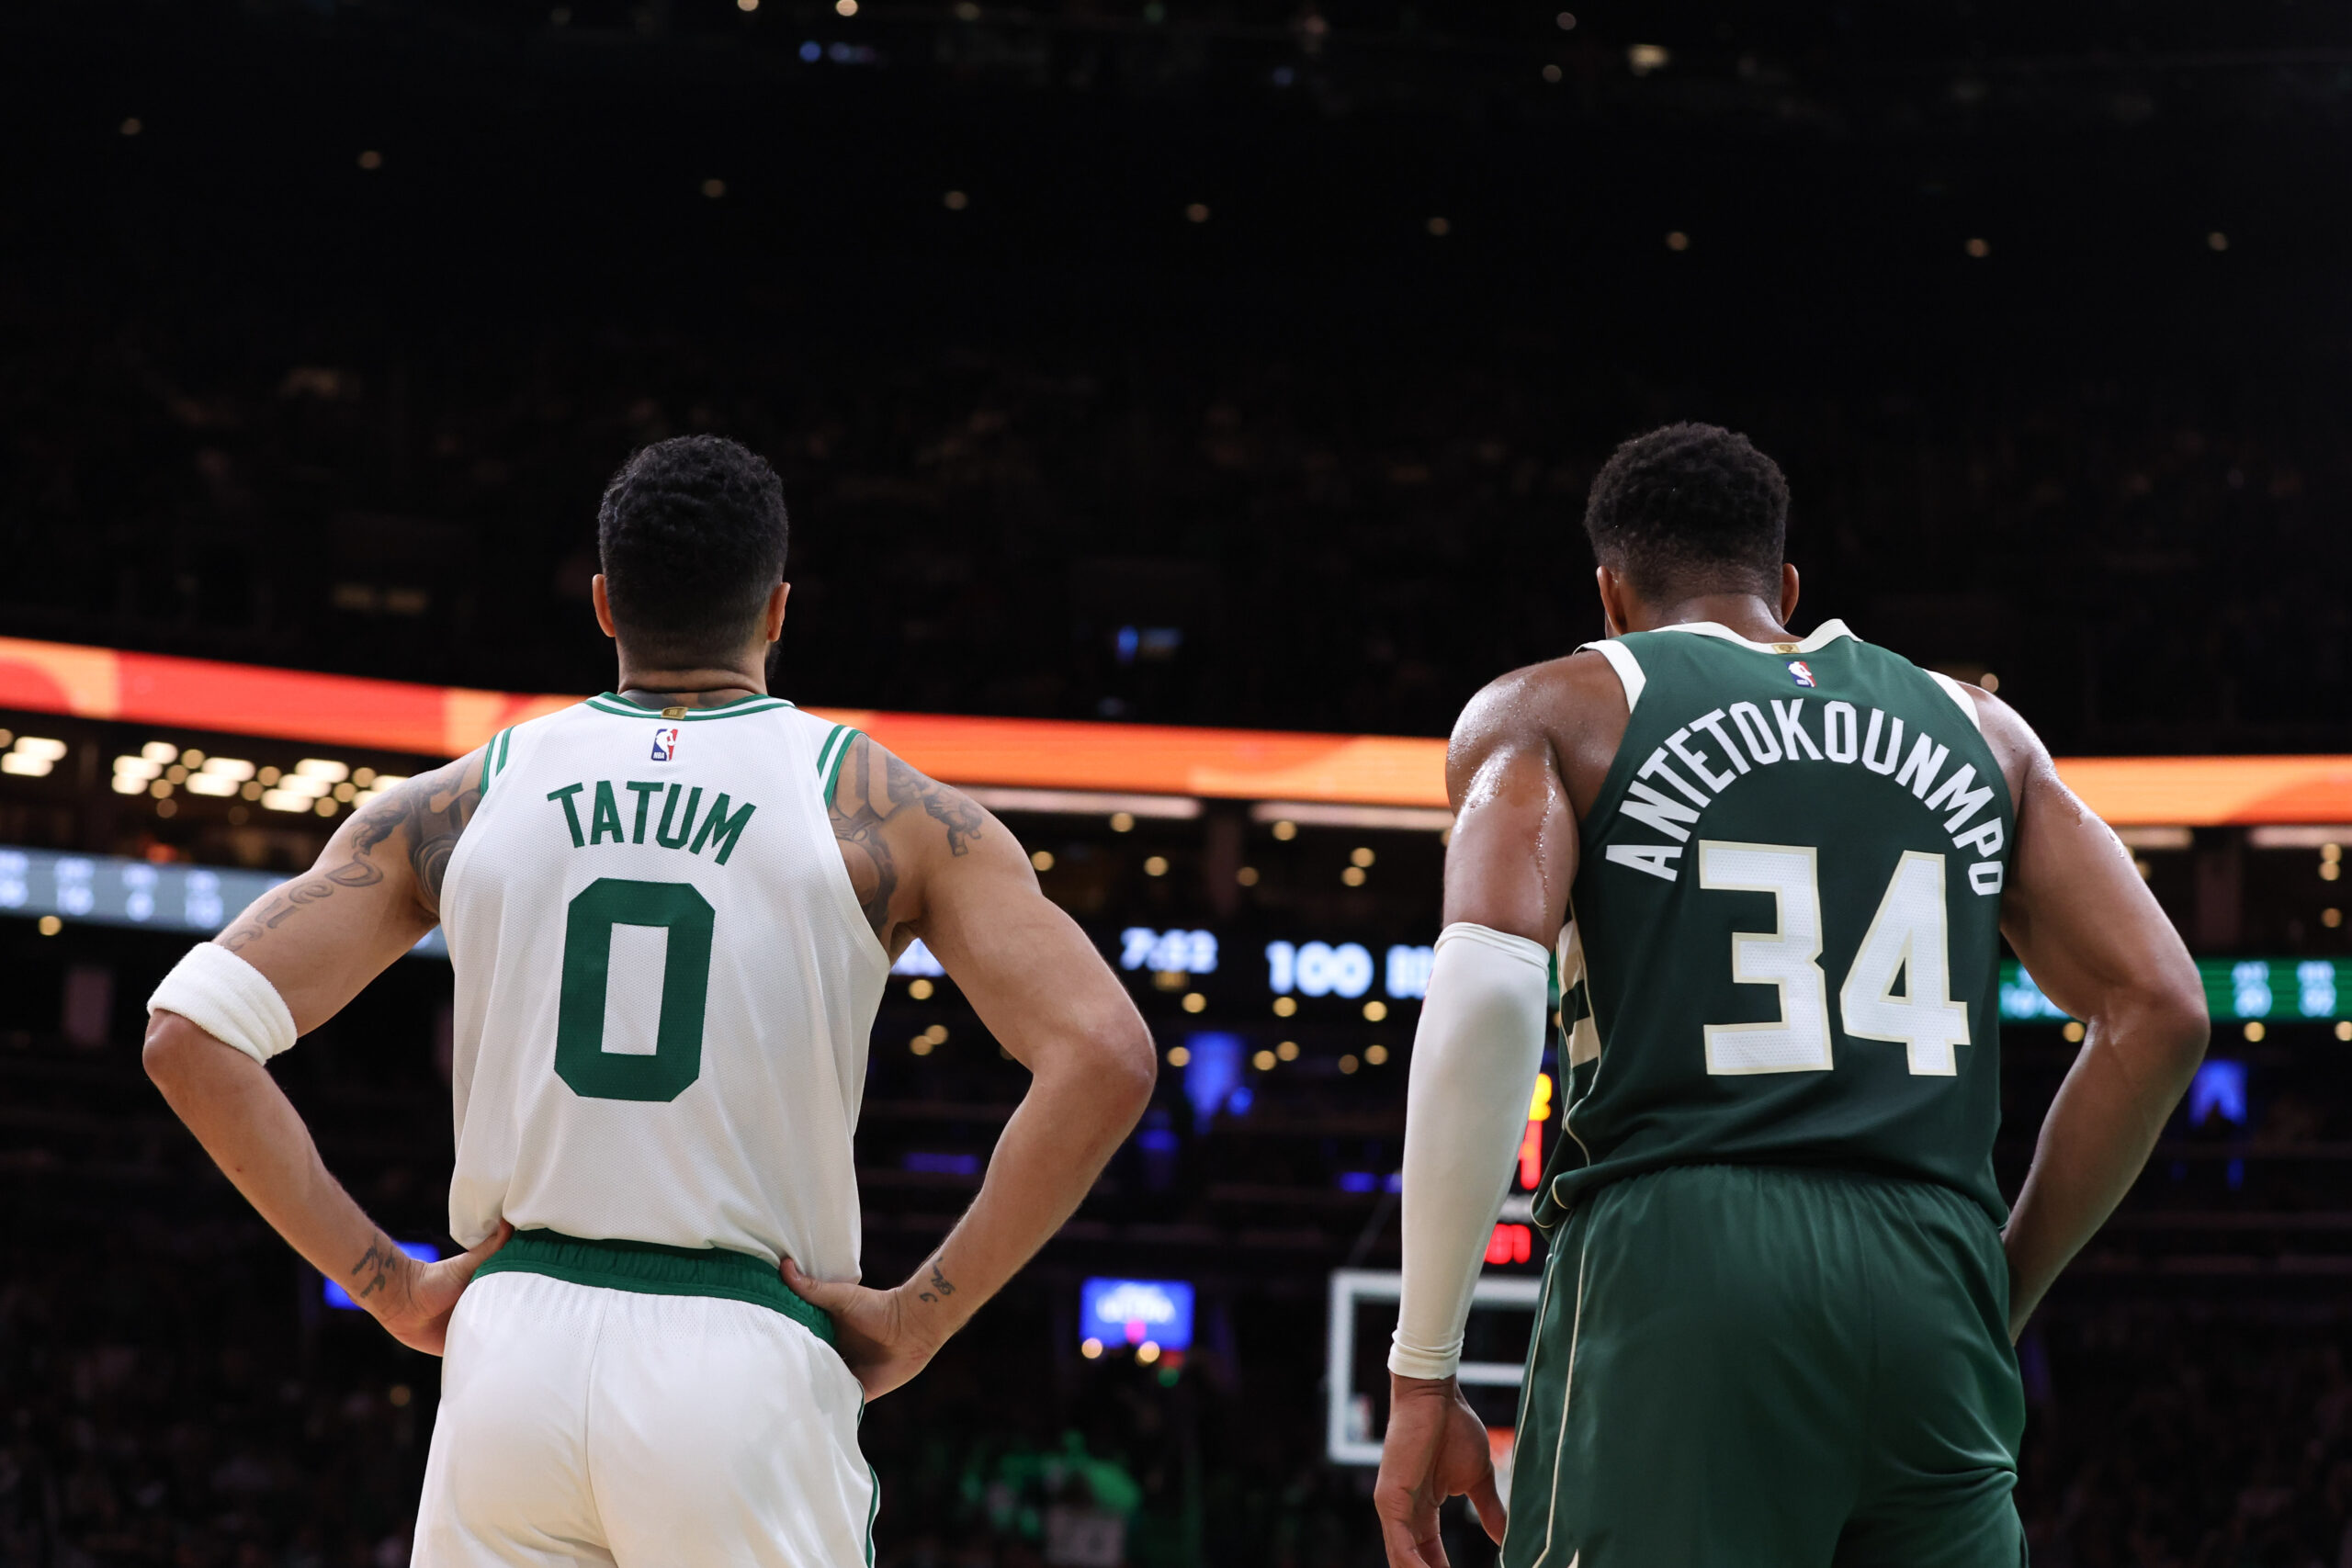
[{"xmin": 1542, "ymin": 620, "xmax": 2015, "ymax": 1224}]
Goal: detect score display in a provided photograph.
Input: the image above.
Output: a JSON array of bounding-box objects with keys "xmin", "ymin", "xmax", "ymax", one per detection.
[
  {"xmin": 1266, "ymin": 941, "xmax": 1436, "ymax": 1001},
  {"xmin": 1119, "ymin": 928, "xmax": 1219, "ymax": 976},
  {"xmin": 2002, "ymin": 958, "xmax": 2348, "ymax": 1023}
]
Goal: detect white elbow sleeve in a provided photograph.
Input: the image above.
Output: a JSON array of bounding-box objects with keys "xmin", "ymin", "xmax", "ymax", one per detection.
[
  {"xmin": 1388, "ymin": 921, "xmax": 1551, "ymax": 1380},
  {"xmin": 148, "ymin": 942, "xmax": 298, "ymax": 1066}
]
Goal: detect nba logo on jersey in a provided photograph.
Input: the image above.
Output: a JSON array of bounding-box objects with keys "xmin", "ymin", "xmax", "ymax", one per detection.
[
  {"xmin": 650, "ymin": 726, "xmax": 681, "ymax": 761},
  {"xmin": 1787, "ymin": 660, "xmax": 1817, "ymax": 688}
]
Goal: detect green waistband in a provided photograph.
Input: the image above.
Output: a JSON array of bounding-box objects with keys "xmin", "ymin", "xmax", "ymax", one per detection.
[{"xmin": 476, "ymin": 1229, "xmax": 836, "ymax": 1348}]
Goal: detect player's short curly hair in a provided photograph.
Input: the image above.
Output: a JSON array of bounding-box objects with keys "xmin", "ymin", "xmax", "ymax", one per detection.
[
  {"xmin": 1582, "ymin": 423, "xmax": 1789, "ymax": 600},
  {"xmin": 597, "ymin": 435, "xmax": 789, "ymax": 666}
]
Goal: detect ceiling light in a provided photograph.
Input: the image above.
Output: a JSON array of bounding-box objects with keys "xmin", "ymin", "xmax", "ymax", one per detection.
[{"xmin": 295, "ymin": 760, "xmax": 349, "ymax": 782}]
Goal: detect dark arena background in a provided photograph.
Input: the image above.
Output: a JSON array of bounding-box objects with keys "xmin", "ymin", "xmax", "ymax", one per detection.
[{"xmin": 6, "ymin": 2, "xmax": 2352, "ymax": 1563}]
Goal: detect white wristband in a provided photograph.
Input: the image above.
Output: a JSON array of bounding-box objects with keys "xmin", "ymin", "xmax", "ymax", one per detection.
[
  {"xmin": 148, "ymin": 942, "xmax": 299, "ymax": 1066},
  {"xmin": 1388, "ymin": 922, "xmax": 1551, "ymax": 1381}
]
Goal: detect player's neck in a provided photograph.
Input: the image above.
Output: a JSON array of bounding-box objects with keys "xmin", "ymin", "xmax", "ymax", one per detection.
[
  {"xmin": 1623, "ymin": 593, "xmax": 1792, "ymax": 644},
  {"xmin": 611, "ymin": 649, "xmax": 770, "ymax": 709}
]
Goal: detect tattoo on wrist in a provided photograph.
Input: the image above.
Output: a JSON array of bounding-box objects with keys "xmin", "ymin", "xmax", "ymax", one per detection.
[
  {"xmin": 915, "ymin": 1258, "xmax": 957, "ymax": 1304},
  {"xmin": 350, "ymin": 1235, "xmax": 405, "ymax": 1305}
]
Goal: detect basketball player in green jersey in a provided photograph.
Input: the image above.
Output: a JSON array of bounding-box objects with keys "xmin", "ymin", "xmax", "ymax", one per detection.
[{"xmin": 1374, "ymin": 423, "xmax": 2210, "ymax": 1566}]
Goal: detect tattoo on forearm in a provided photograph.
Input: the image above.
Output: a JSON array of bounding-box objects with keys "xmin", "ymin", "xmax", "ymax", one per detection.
[
  {"xmin": 916, "ymin": 1258, "xmax": 957, "ymax": 1304},
  {"xmin": 215, "ymin": 754, "xmax": 485, "ymax": 951},
  {"xmin": 350, "ymin": 1235, "xmax": 403, "ymax": 1303},
  {"xmin": 826, "ymin": 738, "xmax": 986, "ymax": 942}
]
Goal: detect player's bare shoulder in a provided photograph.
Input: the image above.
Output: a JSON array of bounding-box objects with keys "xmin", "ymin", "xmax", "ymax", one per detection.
[
  {"xmin": 1449, "ymin": 649, "xmax": 1631, "ymax": 818},
  {"xmin": 1943, "ymin": 681, "xmax": 2041, "ymax": 821},
  {"xmin": 217, "ymin": 748, "xmax": 490, "ymax": 953},
  {"xmin": 823, "ymin": 733, "xmax": 997, "ymax": 952}
]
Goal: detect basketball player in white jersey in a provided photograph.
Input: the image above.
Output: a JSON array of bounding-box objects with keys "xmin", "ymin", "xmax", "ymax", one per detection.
[{"xmin": 141, "ymin": 435, "xmax": 1158, "ymax": 1564}]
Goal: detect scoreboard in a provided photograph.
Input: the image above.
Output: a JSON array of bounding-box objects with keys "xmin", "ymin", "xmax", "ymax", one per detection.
[{"xmin": 2002, "ymin": 959, "xmax": 2347, "ymax": 1026}]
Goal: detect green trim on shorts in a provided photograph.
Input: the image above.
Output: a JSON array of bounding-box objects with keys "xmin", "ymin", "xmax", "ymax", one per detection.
[{"xmin": 476, "ymin": 1228, "xmax": 837, "ymax": 1348}]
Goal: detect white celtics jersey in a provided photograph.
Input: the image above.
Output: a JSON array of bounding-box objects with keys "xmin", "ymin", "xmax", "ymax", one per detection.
[{"xmin": 439, "ymin": 693, "xmax": 888, "ymax": 1281}]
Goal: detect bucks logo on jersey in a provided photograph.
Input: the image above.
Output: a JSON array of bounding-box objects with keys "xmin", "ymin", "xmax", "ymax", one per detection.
[{"xmin": 1542, "ymin": 622, "xmax": 2015, "ymax": 1227}]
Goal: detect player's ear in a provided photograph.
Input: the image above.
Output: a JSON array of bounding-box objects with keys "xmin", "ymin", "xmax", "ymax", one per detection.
[
  {"xmin": 763, "ymin": 581, "xmax": 790, "ymax": 644},
  {"xmin": 1595, "ymin": 566, "xmax": 1631, "ymax": 638},
  {"xmin": 591, "ymin": 574, "xmax": 619, "ymax": 640},
  {"xmin": 1778, "ymin": 562, "xmax": 1801, "ymax": 624}
]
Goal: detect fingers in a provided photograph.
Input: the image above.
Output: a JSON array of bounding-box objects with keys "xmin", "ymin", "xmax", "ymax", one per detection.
[
  {"xmin": 1375, "ymin": 1512, "xmax": 1446, "ymax": 1568},
  {"xmin": 463, "ymin": 1221, "xmax": 514, "ymax": 1267},
  {"xmin": 1468, "ymin": 1469, "xmax": 1508, "ymax": 1546},
  {"xmin": 780, "ymin": 1257, "xmax": 856, "ymax": 1313},
  {"xmin": 438, "ymin": 1221, "xmax": 513, "ymax": 1288}
]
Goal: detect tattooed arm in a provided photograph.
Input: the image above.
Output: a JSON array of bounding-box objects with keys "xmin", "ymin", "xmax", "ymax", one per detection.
[
  {"xmin": 212, "ymin": 750, "xmax": 485, "ymax": 1025},
  {"xmin": 786, "ymin": 736, "xmax": 1156, "ymax": 1399},
  {"xmin": 143, "ymin": 748, "xmax": 508, "ymax": 1355}
]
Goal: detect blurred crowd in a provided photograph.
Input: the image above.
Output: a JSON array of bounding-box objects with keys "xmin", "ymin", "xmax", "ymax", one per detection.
[
  {"xmin": 8, "ymin": 1103, "xmax": 2352, "ymax": 1568},
  {"xmin": 6, "ymin": 280, "xmax": 2348, "ymax": 755},
  {"xmin": 2019, "ymin": 1312, "xmax": 2352, "ymax": 1568}
]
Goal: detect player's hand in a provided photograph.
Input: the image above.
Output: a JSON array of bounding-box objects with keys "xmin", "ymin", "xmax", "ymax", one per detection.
[
  {"xmin": 368, "ymin": 1221, "xmax": 513, "ymax": 1357},
  {"xmin": 782, "ymin": 1258, "xmax": 945, "ymax": 1401},
  {"xmin": 1374, "ymin": 1373, "xmax": 1506, "ymax": 1568}
]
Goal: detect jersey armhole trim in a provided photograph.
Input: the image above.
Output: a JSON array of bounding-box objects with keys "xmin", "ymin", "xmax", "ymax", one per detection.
[
  {"xmin": 1925, "ymin": 671, "xmax": 1985, "ymax": 733},
  {"xmin": 479, "ymin": 727, "xmax": 516, "ymax": 798},
  {"xmin": 816, "ymin": 725, "xmax": 864, "ymax": 804},
  {"xmin": 1575, "ymin": 639, "xmax": 1646, "ymax": 712}
]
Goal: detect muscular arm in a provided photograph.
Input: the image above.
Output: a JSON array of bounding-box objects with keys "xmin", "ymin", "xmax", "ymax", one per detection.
[
  {"xmin": 143, "ymin": 753, "xmax": 506, "ymax": 1352},
  {"xmin": 1375, "ymin": 663, "xmax": 1596, "ymax": 1568},
  {"xmin": 1982, "ymin": 695, "xmax": 2208, "ymax": 1338},
  {"xmin": 787, "ymin": 737, "xmax": 1156, "ymax": 1398}
]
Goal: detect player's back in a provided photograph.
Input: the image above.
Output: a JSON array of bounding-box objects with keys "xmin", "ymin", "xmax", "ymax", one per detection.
[
  {"xmin": 439, "ymin": 693, "xmax": 888, "ymax": 1279},
  {"xmin": 1544, "ymin": 619, "xmax": 2014, "ymax": 1224}
]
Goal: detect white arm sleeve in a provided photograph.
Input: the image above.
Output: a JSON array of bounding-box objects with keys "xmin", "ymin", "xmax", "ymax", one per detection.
[{"xmin": 1387, "ymin": 921, "xmax": 1551, "ymax": 1380}]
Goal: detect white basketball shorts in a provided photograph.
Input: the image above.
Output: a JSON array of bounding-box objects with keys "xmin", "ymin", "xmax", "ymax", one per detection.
[{"xmin": 413, "ymin": 1270, "xmax": 876, "ymax": 1566}]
